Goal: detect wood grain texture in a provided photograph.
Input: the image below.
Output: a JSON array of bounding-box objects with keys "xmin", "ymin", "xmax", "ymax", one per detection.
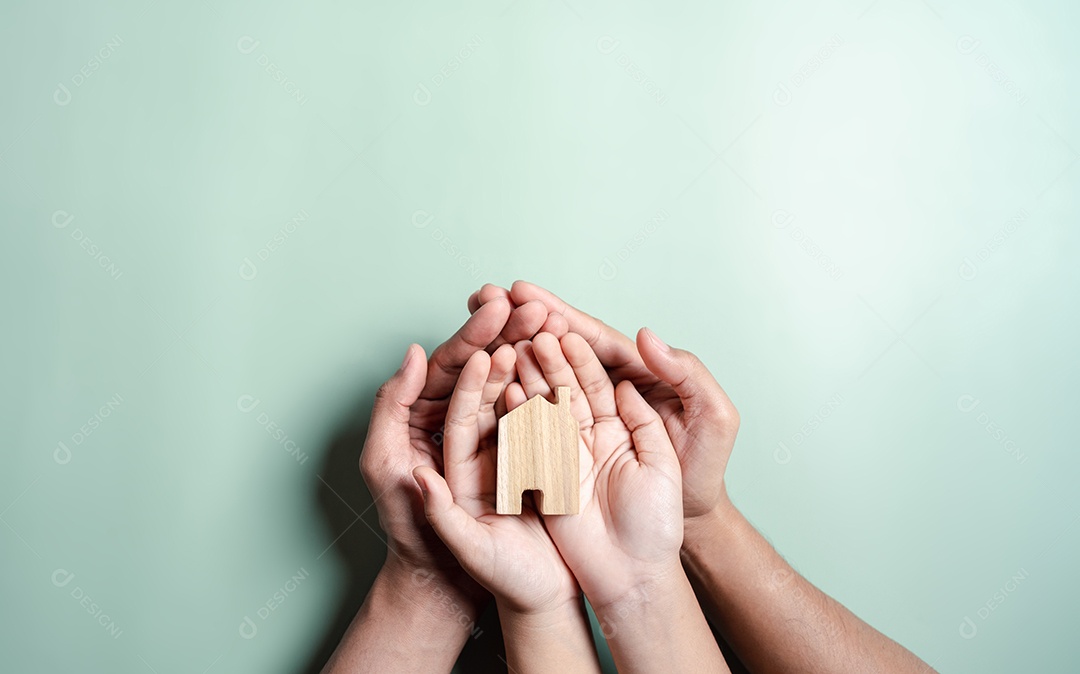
[{"xmin": 496, "ymin": 386, "xmax": 580, "ymax": 515}]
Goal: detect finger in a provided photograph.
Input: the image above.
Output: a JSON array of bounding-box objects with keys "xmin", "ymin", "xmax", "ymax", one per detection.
[
  {"xmin": 364, "ymin": 344, "xmax": 427, "ymax": 453},
  {"xmin": 479, "ymin": 344, "xmax": 516, "ymax": 437},
  {"xmin": 478, "ymin": 283, "xmax": 512, "ymax": 306},
  {"xmin": 539, "ymin": 312, "xmax": 569, "ymax": 338},
  {"xmin": 531, "ymin": 332, "xmax": 593, "ymax": 428},
  {"xmin": 504, "ymin": 382, "xmax": 528, "ymax": 412},
  {"xmin": 467, "ymin": 283, "xmax": 513, "ymax": 314},
  {"xmin": 497, "ymin": 299, "xmax": 548, "ymax": 345},
  {"xmin": 637, "ymin": 328, "xmax": 739, "ymax": 428},
  {"xmin": 414, "ymin": 466, "xmax": 492, "ymax": 570},
  {"xmin": 423, "ymin": 297, "xmax": 510, "ymax": 401},
  {"xmin": 560, "ymin": 332, "xmax": 618, "ymax": 422},
  {"xmin": 443, "ymin": 351, "xmax": 491, "ymax": 487},
  {"xmin": 615, "ymin": 380, "xmax": 679, "ymax": 472},
  {"xmin": 513, "ymin": 340, "xmax": 553, "ymax": 400},
  {"xmin": 494, "ymin": 380, "xmax": 514, "ymax": 420},
  {"xmin": 510, "ymin": 281, "xmax": 648, "ymax": 382}
]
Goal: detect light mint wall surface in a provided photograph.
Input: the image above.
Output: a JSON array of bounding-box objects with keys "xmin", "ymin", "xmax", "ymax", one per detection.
[{"xmin": 2, "ymin": 1, "xmax": 1077, "ymax": 672}]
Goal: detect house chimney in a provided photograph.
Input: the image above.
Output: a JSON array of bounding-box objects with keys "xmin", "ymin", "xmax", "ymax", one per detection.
[{"xmin": 556, "ymin": 386, "xmax": 571, "ymax": 407}]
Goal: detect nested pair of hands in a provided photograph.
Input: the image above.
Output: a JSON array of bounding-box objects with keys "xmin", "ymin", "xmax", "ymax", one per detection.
[
  {"xmin": 414, "ymin": 328, "xmax": 681, "ymax": 616},
  {"xmin": 360, "ymin": 281, "xmax": 740, "ymax": 623}
]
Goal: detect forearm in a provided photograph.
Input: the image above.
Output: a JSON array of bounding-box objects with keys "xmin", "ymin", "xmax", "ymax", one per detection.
[
  {"xmin": 591, "ymin": 565, "xmax": 729, "ymax": 674},
  {"xmin": 681, "ymin": 501, "xmax": 934, "ymax": 674},
  {"xmin": 323, "ymin": 560, "xmax": 484, "ymax": 673},
  {"xmin": 499, "ymin": 597, "xmax": 601, "ymax": 674}
]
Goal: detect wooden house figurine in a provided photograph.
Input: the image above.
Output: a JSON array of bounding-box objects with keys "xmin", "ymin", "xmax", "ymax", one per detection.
[{"xmin": 496, "ymin": 386, "xmax": 580, "ymax": 515}]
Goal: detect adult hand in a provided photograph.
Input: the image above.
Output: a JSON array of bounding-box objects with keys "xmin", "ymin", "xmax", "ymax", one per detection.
[
  {"xmin": 358, "ymin": 297, "xmax": 548, "ymax": 604},
  {"xmin": 480, "ymin": 282, "xmax": 742, "ymax": 530},
  {"xmin": 327, "ymin": 299, "xmax": 547, "ymax": 673},
  {"xmin": 464, "ymin": 285, "xmax": 935, "ymax": 674}
]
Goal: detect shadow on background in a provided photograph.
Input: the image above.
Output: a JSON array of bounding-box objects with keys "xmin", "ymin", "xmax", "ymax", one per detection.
[{"xmin": 300, "ymin": 385, "xmax": 509, "ymax": 674}]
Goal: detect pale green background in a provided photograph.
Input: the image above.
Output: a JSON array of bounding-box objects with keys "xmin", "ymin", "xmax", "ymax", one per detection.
[{"xmin": 2, "ymin": 0, "xmax": 1077, "ymax": 672}]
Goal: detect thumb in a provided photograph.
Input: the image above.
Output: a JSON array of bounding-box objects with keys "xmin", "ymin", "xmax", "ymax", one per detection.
[
  {"xmin": 367, "ymin": 344, "xmax": 428, "ymax": 445},
  {"xmin": 636, "ymin": 328, "xmax": 737, "ymax": 423},
  {"xmin": 614, "ymin": 380, "xmax": 680, "ymax": 473},
  {"xmin": 412, "ymin": 466, "xmax": 489, "ymax": 567}
]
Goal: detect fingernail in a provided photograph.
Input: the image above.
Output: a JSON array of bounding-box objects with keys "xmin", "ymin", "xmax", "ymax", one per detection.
[
  {"xmin": 399, "ymin": 345, "xmax": 414, "ymax": 372},
  {"xmin": 413, "ymin": 471, "xmax": 428, "ymax": 496},
  {"xmin": 644, "ymin": 327, "xmax": 670, "ymax": 352}
]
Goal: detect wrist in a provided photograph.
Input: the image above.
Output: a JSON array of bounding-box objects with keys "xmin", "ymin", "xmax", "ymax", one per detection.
[
  {"xmin": 496, "ymin": 594, "xmax": 587, "ymax": 633},
  {"xmin": 682, "ymin": 495, "xmax": 741, "ymax": 551},
  {"xmin": 497, "ymin": 595, "xmax": 601, "ymax": 673},
  {"xmin": 324, "ymin": 558, "xmax": 485, "ymax": 673},
  {"xmin": 376, "ymin": 557, "xmax": 486, "ymax": 636},
  {"xmin": 586, "ymin": 560, "xmax": 682, "ymax": 628},
  {"xmin": 587, "ymin": 562, "xmax": 729, "ymax": 673},
  {"xmin": 588, "ymin": 562, "xmax": 691, "ymax": 640}
]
